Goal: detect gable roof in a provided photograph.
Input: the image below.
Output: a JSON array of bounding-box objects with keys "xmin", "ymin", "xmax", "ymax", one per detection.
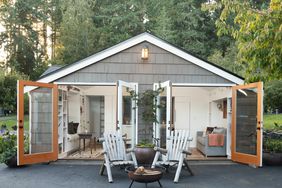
[
  {"xmin": 40, "ymin": 65, "xmax": 62, "ymax": 78},
  {"xmin": 38, "ymin": 32, "xmax": 244, "ymax": 84}
]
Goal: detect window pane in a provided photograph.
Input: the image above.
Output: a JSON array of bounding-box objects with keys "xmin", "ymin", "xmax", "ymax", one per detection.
[
  {"xmin": 123, "ymin": 96, "xmax": 132, "ymax": 125},
  {"xmin": 236, "ymin": 88, "xmax": 257, "ymax": 155},
  {"xmin": 25, "ymin": 87, "xmax": 53, "ymax": 154}
]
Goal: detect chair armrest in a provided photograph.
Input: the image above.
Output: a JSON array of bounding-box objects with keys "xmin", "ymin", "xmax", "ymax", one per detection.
[
  {"xmin": 126, "ymin": 148, "xmax": 135, "ymax": 153},
  {"xmin": 182, "ymin": 149, "xmax": 192, "ymax": 155},
  {"xmin": 154, "ymin": 147, "xmax": 167, "ymax": 154},
  {"xmin": 124, "ymin": 138, "xmax": 131, "ymax": 142},
  {"xmin": 98, "ymin": 137, "xmax": 104, "ymax": 142}
]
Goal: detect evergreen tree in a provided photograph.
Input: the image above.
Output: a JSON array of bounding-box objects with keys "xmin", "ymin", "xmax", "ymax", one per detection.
[
  {"xmin": 166, "ymin": 0, "xmax": 218, "ymax": 58},
  {"xmin": 56, "ymin": 0, "xmax": 97, "ymax": 64},
  {"xmin": 0, "ymin": 0, "xmax": 55, "ymax": 79}
]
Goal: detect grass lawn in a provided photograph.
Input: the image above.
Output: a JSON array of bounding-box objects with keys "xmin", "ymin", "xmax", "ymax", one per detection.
[
  {"xmin": 0, "ymin": 115, "xmax": 29, "ymax": 131},
  {"xmin": 264, "ymin": 114, "xmax": 282, "ymax": 130}
]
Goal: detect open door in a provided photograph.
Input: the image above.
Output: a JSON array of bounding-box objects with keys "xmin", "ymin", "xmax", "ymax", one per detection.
[
  {"xmin": 17, "ymin": 80, "xmax": 58, "ymax": 165},
  {"xmin": 117, "ymin": 80, "xmax": 138, "ymax": 146},
  {"xmin": 153, "ymin": 81, "xmax": 172, "ymax": 148},
  {"xmin": 231, "ymin": 82, "xmax": 263, "ymax": 167}
]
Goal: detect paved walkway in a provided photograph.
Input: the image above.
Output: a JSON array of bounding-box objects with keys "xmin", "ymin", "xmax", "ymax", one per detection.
[{"xmin": 0, "ymin": 163, "xmax": 281, "ymax": 188}]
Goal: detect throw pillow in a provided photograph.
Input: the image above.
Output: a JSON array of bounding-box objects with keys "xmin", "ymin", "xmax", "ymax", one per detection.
[{"xmin": 212, "ymin": 127, "xmax": 225, "ymax": 134}]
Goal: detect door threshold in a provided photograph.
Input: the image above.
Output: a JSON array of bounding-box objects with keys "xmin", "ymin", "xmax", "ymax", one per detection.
[
  {"xmin": 188, "ymin": 157, "xmax": 230, "ymax": 161},
  {"xmin": 189, "ymin": 160, "xmax": 237, "ymax": 166},
  {"xmin": 52, "ymin": 159, "xmax": 103, "ymax": 165}
]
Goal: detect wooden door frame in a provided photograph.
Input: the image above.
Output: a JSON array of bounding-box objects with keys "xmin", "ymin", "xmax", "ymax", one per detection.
[
  {"xmin": 231, "ymin": 82, "xmax": 263, "ymax": 167},
  {"xmin": 17, "ymin": 80, "xmax": 58, "ymax": 165}
]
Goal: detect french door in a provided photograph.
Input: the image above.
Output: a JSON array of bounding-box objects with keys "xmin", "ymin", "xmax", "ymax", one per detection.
[
  {"xmin": 17, "ymin": 80, "xmax": 58, "ymax": 165},
  {"xmin": 117, "ymin": 80, "xmax": 138, "ymax": 146},
  {"xmin": 231, "ymin": 82, "xmax": 263, "ymax": 167},
  {"xmin": 153, "ymin": 81, "xmax": 172, "ymax": 148}
]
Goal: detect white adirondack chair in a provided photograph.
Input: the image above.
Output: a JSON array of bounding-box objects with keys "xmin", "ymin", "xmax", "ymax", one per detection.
[
  {"xmin": 99, "ymin": 132, "xmax": 138, "ymax": 183},
  {"xmin": 151, "ymin": 129, "xmax": 194, "ymax": 183}
]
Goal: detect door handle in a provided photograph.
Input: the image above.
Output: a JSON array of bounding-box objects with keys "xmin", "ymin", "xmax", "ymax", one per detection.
[
  {"xmin": 19, "ymin": 120, "xmax": 23, "ymax": 129},
  {"xmin": 256, "ymin": 127, "xmax": 261, "ymax": 131}
]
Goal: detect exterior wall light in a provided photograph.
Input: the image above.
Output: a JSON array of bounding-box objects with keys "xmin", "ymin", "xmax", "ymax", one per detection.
[{"xmin": 141, "ymin": 45, "xmax": 149, "ymax": 60}]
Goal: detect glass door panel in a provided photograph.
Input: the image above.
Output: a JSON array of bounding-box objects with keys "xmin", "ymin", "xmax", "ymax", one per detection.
[
  {"xmin": 28, "ymin": 87, "xmax": 53, "ymax": 154},
  {"xmin": 235, "ymin": 88, "xmax": 258, "ymax": 155},
  {"xmin": 117, "ymin": 81, "xmax": 138, "ymax": 147},
  {"xmin": 17, "ymin": 80, "xmax": 58, "ymax": 165},
  {"xmin": 231, "ymin": 82, "xmax": 263, "ymax": 167}
]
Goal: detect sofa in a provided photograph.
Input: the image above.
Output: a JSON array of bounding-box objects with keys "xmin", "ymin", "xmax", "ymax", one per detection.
[{"xmin": 196, "ymin": 127, "xmax": 227, "ymax": 157}]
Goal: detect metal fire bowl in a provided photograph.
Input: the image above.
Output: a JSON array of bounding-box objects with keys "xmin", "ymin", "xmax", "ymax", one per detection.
[{"xmin": 127, "ymin": 168, "xmax": 163, "ymax": 183}]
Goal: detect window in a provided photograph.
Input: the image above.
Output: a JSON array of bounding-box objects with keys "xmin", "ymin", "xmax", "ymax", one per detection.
[
  {"xmin": 159, "ymin": 97, "xmax": 175, "ymax": 124},
  {"xmin": 123, "ymin": 96, "xmax": 132, "ymax": 125}
]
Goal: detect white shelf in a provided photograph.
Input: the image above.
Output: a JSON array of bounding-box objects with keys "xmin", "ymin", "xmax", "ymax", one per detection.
[{"xmin": 58, "ymin": 89, "xmax": 68, "ymax": 154}]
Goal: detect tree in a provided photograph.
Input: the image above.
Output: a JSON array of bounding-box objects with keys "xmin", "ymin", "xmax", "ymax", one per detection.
[
  {"xmin": 208, "ymin": 43, "xmax": 245, "ymax": 77},
  {"xmin": 54, "ymin": 0, "xmax": 97, "ymax": 64},
  {"xmin": 164, "ymin": 0, "xmax": 219, "ymax": 59},
  {"xmin": 0, "ymin": 0, "xmax": 54, "ymax": 79},
  {"xmin": 92, "ymin": 0, "xmax": 146, "ymax": 51},
  {"xmin": 264, "ymin": 80, "xmax": 282, "ymax": 113},
  {"xmin": 0, "ymin": 72, "xmax": 27, "ymax": 113},
  {"xmin": 204, "ymin": 0, "xmax": 282, "ymax": 82}
]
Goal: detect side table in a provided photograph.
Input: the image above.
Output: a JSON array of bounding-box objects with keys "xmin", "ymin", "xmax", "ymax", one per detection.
[{"xmin": 78, "ymin": 133, "xmax": 96, "ymax": 154}]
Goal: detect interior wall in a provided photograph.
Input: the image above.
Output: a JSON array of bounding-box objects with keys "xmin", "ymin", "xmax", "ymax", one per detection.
[
  {"xmin": 209, "ymin": 87, "xmax": 232, "ymax": 101},
  {"xmin": 81, "ymin": 86, "xmax": 116, "ymax": 133},
  {"xmin": 172, "ymin": 87, "xmax": 231, "ymax": 148},
  {"xmin": 172, "ymin": 87, "xmax": 210, "ymax": 147},
  {"xmin": 68, "ymin": 92, "xmax": 80, "ymax": 123},
  {"xmin": 210, "ymin": 101, "xmax": 227, "ymax": 127}
]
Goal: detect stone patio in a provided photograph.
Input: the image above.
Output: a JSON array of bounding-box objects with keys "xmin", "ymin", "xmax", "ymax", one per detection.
[{"xmin": 0, "ymin": 163, "xmax": 281, "ymax": 188}]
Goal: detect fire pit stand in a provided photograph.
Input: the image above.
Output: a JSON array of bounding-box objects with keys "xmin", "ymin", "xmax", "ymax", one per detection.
[{"xmin": 126, "ymin": 167, "xmax": 164, "ymax": 188}]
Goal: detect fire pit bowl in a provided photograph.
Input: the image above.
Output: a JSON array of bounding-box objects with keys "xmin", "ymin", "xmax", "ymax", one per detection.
[{"xmin": 126, "ymin": 166, "xmax": 164, "ymax": 187}]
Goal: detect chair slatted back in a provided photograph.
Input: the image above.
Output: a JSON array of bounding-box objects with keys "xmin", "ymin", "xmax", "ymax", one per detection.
[
  {"xmin": 103, "ymin": 132, "xmax": 126, "ymax": 161},
  {"xmin": 167, "ymin": 130, "xmax": 190, "ymax": 161}
]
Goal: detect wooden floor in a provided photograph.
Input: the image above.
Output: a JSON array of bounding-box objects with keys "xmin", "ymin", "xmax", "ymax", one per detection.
[
  {"xmin": 63, "ymin": 146, "xmax": 228, "ymax": 161},
  {"xmin": 189, "ymin": 148, "xmax": 228, "ymax": 161}
]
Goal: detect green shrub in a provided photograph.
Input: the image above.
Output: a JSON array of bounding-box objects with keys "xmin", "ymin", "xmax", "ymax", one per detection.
[
  {"xmin": 264, "ymin": 80, "xmax": 282, "ymax": 113},
  {"xmin": 136, "ymin": 139, "xmax": 155, "ymax": 148},
  {"xmin": 0, "ymin": 132, "xmax": 17, "ymax": 164},
  {"xmin": 264, "ymin": 139, "xmax": 282, "ymax": 153},
  {"xmin": 0, "ymin": 129, "xmax": 29, "ymax": 164}
]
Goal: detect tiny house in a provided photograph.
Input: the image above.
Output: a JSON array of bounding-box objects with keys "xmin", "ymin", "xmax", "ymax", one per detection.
[{"xmin": 17, "ymin": 33, "xmax": 263, "ymax": 167}]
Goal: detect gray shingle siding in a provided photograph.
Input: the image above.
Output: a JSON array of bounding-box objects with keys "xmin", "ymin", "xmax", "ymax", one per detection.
[{"xmin": 56, "ymin": 42, "xmax": 232, "ymax": 86}]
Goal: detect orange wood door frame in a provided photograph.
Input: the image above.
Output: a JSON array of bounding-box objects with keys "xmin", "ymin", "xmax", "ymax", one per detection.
[
  {"xmin": 231, "ymin": 82, "xmax": 263, "ymax": 167},
  {"xmin": 17, "ymin": 80, "xmax": 58, "ymax": 165}
]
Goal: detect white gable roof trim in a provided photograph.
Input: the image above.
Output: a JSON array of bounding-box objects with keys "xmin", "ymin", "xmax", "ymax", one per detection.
[{"xmin": 38, "ymin": 32, "xmax": 244, "ymax": 85}]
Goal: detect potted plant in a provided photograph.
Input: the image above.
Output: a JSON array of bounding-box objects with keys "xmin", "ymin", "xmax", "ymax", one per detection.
[
  {"xmin": 135, "ymin": 140, "xmax": 156, "ymax": 166},
  {"xmin": 128, "ymin": 86, "xmax": 165, "ymax": 166},
  {"xmin": 0, "ymin": 130, "xmax": 18, "ymax": 168},
  {"xmin": 263, "ymin": 123, "xmax": 282, "ymax": 166}
]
